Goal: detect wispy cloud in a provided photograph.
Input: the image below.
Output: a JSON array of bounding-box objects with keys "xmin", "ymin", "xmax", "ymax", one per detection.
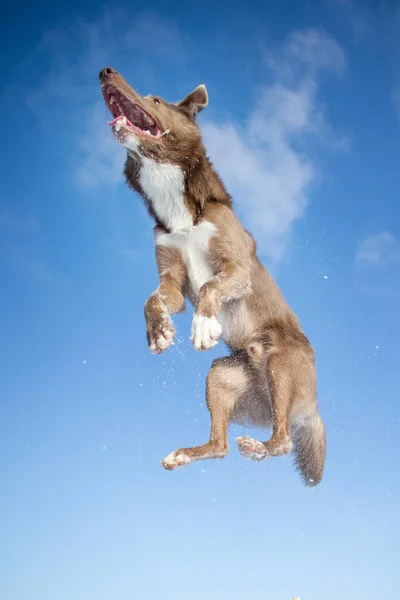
[
  {"xmin": 356, "ymin": 231, "xmax": 400, "ymax": 267},
  {"xmin": 326, "ymin": 0, "xmax": 373, "ymax": 42},
  {"xmin": 204, "ymin": 29, "xmax": 347, "ymax": 258},
  {"xmin": 264, "ymin": 28, "xmax": 346, "ymax": 78},
  {"xmin": 75, "ymin": 103, "xmax": 126, "ymax": 189}
]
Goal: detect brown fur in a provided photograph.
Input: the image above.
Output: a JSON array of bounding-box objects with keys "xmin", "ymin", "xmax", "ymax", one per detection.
[{"xmin": 99, "ymin": 67, "xmax": 326, "ymax": 486}]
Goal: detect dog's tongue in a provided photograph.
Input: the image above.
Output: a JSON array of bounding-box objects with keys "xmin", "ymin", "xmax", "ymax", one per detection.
[{"xmin": 108, "ymin": 115, "xmax": 133, "ymax": 127}]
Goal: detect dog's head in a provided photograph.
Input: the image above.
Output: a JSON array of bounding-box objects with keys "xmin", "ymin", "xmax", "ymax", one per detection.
[{"xmin": 99, "ymin": 67, "xmax": 208, "ymax": 164}]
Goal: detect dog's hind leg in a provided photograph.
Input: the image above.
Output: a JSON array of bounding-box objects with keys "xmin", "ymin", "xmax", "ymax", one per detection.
[
  {"xmin": 162, "ymin": 354, "xmax": 250, "ymax": 471},
  {"xmin": 237, "ymin": 346, "xmax": 295, "ymax": 460},
  {"xmin": 237, "ymin": 325, "xmax": 316, "ymax": 462}
]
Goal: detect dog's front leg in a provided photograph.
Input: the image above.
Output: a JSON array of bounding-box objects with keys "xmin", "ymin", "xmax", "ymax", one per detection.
[
  {"xmin": 191, "ymin": 261, "xmax": 251, "ymax": 351},
  {"xmin": 145, "ymin": 245, "xmax": 186, "ymax": 354}
]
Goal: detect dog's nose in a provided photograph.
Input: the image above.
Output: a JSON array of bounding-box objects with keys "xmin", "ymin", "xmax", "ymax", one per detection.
[{"xmin": 99, "ymin": 67, "xmax": 117, "ymax": 81}]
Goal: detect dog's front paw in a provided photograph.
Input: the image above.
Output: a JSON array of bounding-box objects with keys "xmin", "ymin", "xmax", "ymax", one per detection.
[
  {"xmin": 190, "ymin": 314, "xmax": 222, "ymax": 351},
  {"xmin": 145, "ymin": 311, "xmax": 175, "ymax": 355}
]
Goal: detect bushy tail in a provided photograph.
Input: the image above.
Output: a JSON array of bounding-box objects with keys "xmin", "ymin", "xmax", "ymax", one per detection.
[{"xmin": 291, "ymin": 412, "xmax": 326, "ymax": 487}]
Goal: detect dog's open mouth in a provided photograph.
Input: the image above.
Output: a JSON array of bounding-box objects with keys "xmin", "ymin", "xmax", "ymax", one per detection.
[{"xmin": 104, "ymin": 87, "xmax": 163, "ymax": 139}]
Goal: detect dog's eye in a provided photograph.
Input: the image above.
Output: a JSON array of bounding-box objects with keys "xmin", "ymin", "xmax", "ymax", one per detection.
[{"xmin": 153, "ymin": 98, "xmax": 161, "ymax": 104}]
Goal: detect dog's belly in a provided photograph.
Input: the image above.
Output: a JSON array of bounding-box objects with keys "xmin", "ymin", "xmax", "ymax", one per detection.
[{"xmin": 218, "ymin": 300, "xmax": 254, "ymax": 348}]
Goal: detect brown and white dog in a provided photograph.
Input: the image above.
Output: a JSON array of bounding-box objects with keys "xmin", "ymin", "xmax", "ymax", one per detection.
[{"xmin": 99, "ymin": 67, "xmax": 326, "ymax": 486}]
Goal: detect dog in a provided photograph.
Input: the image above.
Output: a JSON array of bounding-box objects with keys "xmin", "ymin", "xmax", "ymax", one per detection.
[{"xmin": 99, "ymin": 67, "xmax": 326, "ymax": 486}]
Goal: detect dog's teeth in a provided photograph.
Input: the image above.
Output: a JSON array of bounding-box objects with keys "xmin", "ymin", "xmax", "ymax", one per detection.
[
  {"xmin": 145, "ymin": 130, "xmax": 150, "ymax": 134},
  {"xmin": 109, "ymin": 96, "xmax": 115, "ymax": 105},
  {"xmin": 115, "ymin": 117, "xmax": 126, "ymax": 132}
]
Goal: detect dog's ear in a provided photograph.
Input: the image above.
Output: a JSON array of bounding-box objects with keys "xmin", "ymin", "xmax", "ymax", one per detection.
[{"xmin": 177, "ymin": 84, "xmax": 208, "ymax": 117}]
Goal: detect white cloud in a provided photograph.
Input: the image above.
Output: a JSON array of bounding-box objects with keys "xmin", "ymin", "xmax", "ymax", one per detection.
[
  {"xmin": 204, "ymin": 30, "xmax": 347, "ymax": 258},
  {"xmin": 75, "ymin": 102, "xmax": 126, "ymax": 189},
  {"xmin": 265, "ymin": 28, "xmax": 346, "ymax": 80},
  {"xmin": 356, "ymin": 232, "xmax": 400, "ymax": 267}
]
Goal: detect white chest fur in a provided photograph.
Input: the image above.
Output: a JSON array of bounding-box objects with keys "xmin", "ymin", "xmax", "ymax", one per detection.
[
  {"xmin": 138, "ymin": 155, "xmax": 193, "ymax": 231},
  {"xmin": 156, "ymin": 221, "xmax": 217, "ymax": 299}
]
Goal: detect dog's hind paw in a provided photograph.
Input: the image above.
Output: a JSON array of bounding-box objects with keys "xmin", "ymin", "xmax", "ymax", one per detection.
[
  {"xmin": 236, "ymin": 436, "xmax": 269, "ymax": 461},
  {"xmin": 162, "ymin": 449, "xmax": 192, "ymax": 471}
]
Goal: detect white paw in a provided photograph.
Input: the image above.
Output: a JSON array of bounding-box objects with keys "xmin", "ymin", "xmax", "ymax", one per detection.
[
  {"xmin": 162, "ymin": 450, "xmax": 192, "ymax": 471},
  {"xmin": 236, "ymin": 436, "xmax": 269, "ymax": 461},
  {"xmin": 190, "ymin": 315, "xmax": 222, "ymax": 351}
]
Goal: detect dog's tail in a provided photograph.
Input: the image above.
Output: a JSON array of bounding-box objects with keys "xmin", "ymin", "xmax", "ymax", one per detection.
[{"xmin": 291, "ymin": 410, "xmax": 326, "ymax": 487}]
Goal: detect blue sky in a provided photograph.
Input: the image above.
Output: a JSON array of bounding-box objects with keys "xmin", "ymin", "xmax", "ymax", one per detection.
[{"xmin": 1, "ymin": 0, "xmax": 400, "ymax": 598}]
